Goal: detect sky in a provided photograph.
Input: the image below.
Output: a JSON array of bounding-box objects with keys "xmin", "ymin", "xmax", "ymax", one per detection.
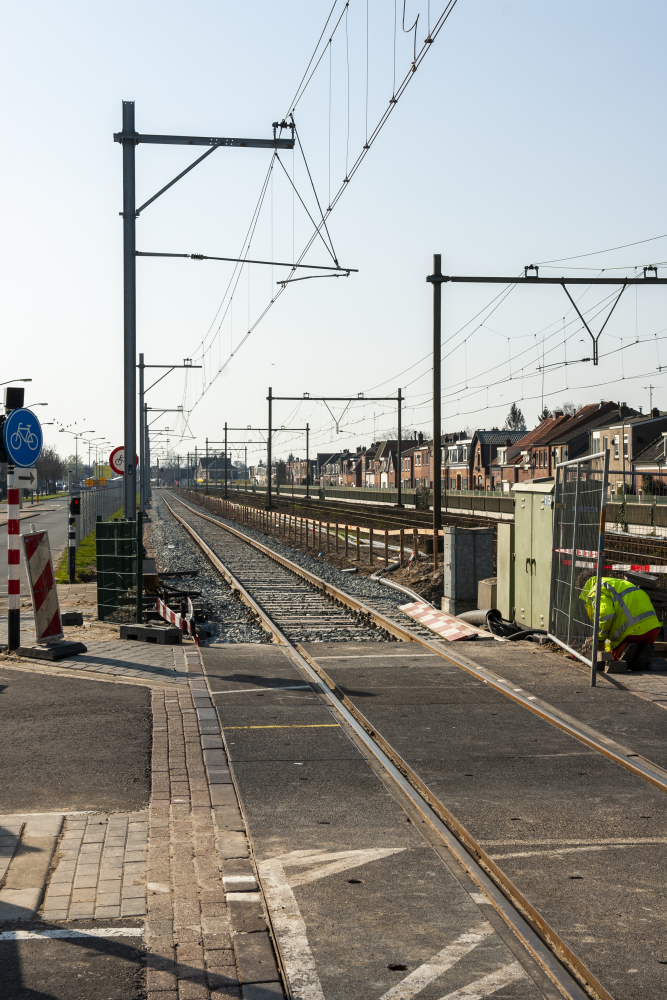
[{"xmin": 2, "ymin": 0, "xmax": 666, "ymax": 471}]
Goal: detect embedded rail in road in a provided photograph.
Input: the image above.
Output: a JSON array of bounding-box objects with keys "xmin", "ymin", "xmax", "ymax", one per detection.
[{"xmin": 157, "ymin": 489, "xmax": 667, "ymax": 999}]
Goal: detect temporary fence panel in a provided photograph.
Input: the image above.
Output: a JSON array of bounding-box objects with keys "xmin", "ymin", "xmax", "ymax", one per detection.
[
  {"xmin": 96, "ymin": 520, "xmax": 136, "ymax": 622},
  {"xmin": 548, "ymin": 451, "xmax": 609, "ymax": 685}
]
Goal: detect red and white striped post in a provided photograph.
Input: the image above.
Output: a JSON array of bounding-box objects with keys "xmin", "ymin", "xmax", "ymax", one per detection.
[{"xmin": 7, "ymin": 467, "xmax": 21, "ymax": 649}]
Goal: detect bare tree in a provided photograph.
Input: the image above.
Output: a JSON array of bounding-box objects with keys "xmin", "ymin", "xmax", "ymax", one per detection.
[{"xmin": 36, "ymin": 446, "xmax": 65, "ymax": 491}]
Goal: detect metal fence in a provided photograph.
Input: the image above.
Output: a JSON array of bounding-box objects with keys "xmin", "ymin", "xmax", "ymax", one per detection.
[
  {"xmin": 548, "ymin": 451, "xmax": 609, "ymax": 684},
  {"xmin": 96, "ymin": 519, "xmax": 136, "ymax": 622},
  {"xmin": 76, "ymin": 483, "xmax": 123, "ymax": 544}
]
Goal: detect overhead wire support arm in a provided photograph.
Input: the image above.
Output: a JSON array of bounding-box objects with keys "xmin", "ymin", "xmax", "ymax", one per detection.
[
  {"xmin": 113, "ymin": 131, "xmax": 295, "ymax": 150},
  {"xmin": 135, "ymin": 251, "xmax": 356, "ymax": 272},
  {"xmin": 560, "ymin": 281, "xmax": 628, "ymax": 366}
]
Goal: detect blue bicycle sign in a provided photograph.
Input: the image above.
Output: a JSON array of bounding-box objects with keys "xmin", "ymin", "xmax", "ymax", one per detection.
[{"xmin": 4, "ymin": 408, "xmax": 43, "ymax": 467}]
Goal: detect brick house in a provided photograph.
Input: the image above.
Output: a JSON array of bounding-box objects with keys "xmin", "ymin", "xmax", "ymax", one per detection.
[
  {"xmin": 633, "ymin": 435, "xmax": 667, "ymax": 494},
  {"xmin": 589, "ymin": 407, "xmax": 667, "ymax": 493},
  {"xmin": 469, "ymin": 429, "xmax": 525, "ymax": 490}
]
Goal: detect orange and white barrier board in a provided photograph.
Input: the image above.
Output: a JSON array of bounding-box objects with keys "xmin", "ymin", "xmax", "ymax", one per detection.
[{"xmin": 399, "ymin": 601, "xmax": 501, "ymax": 642}]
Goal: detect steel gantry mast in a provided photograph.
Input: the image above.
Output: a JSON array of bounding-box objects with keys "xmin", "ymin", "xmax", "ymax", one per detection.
[{"xmin": 115, "ymin": 102, "xmax": 295, "ymax": 519}]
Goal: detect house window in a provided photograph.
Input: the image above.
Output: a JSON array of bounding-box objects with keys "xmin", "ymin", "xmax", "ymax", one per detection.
[
  {"xmin": 603, "ymin": 436, "xmax": 608, "ymax": 454},
  {"xmin": 623, "ymin": 434, "xmax": 629, "ymax": 459},
  {"xmin": 614, "ymin": 435, "xmax": 619, "ymax": 460},
  {"xmin": 462, "ymin": 447, "xmax": 467, "ymax": 461}
]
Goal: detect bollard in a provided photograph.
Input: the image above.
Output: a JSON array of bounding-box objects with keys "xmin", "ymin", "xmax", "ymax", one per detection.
[{"xmin": 7, "ymin": 472, "xmax": 20, "ymax": 650}]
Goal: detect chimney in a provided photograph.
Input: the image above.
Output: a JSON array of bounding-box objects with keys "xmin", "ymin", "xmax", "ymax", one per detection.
[
  {"xmin": 553, "ymin": 410, "xmax": 564, "ymax": 418},
  {"xmin": 653, "ymin": 407, "xmax": 660, "ymax": 418},
  {"xmin": 418, "ymin": 432, "xmax": 423, "ymax": 446}
]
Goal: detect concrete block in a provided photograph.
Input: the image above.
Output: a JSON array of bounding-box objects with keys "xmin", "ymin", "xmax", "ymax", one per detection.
[
  {"xmin": 233, "ymin": 931, "xmax": 280, "ymax": 984},
  {"xmin": 605, "ymin": 659, "xmax": 628, "ymax": 673},
  {"xmin": 61, "ymin": 611, "xmax": 84, "ymax": 626},
  {"xmin": 477, "ymin": 577, "xmax": 497, "ymax": 611},
  {"xmin": 120, "ymin": 624, "xmax": 182, "ymax": 645},
  {"xmin": 242, "ymin": 984, "xmax": 284, "ymax": 1000},
  {"xmin": 17, "ymin": 641, "xmax": 87, "ymax": 660}
]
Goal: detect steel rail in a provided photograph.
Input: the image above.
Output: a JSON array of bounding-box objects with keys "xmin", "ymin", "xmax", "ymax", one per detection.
[
  {"xmin": 158, "ymin": 490, "xmax": 608, "ymax": 1000},
  {"xmin": 164, "ymin": 490, "xmax": 667, "ymax": 796}
]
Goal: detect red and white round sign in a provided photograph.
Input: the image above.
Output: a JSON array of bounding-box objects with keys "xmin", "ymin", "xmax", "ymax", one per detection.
[{"xmin": 109, "ymin": 446, "xmax": 138, "ymax": 476}]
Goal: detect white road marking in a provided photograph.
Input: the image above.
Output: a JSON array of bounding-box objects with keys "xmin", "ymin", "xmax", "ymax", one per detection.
[
  {"xmin": 483, "ymin": 837, "xmax": 667, "ymax": 847},
  {"xmin": 489, "ymin": 843, "xmax": 658, "ymax": 860},
  {"xmin": 210, "ymin": 685, "xmax": 311, "ymax": 694},
  {"xmin": 313, "ymin": 654, "xmax": 438, "ymax": 660},
  {"xmin": 226, "ymin": 891, "xmax": 262, "ymax": 902},
  {"xmin": 378, "ymin": 925, "xmax": 494, "ymax": 1000},
  {"xmin": 223, "ymin": 875, "xmax": 257, "ymax": 886},
  {"xmin": 0, "ymin": 927, "xmax": 144, "ymax": 940},
  {"xmin": 436, "ymin": 961, "xmax": 524, "ymax": 998},
  {"xmin": 258, "ymin": 848, "xmax": 406, "ymax": 1000}
]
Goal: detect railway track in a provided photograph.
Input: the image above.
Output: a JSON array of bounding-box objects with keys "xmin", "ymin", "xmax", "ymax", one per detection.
[
  {"xmin": 157, "ymin": 488, "xmax": 667, "ymax": 1000},
  {"xmin": 192, "ymin": 485, "xmax": 501, "ymax": 532}
]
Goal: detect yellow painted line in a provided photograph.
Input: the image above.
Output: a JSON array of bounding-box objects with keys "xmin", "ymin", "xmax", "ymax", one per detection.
[{"xmin": 222, "ymin": 724, "xmax": 340, "ymax": 730}]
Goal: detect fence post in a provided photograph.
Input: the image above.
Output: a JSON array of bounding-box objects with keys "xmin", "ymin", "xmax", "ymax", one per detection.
[
  {"xmin": 318, "ymin": 521, "xmax": 322, "ymax": 551},
  {"xmin": 345, "ymin": 525, "xmax": 348, "ymax": 557},
  {"xmin": 136, "ymin": 510, "xmax": 143, "ymax": 624},
  {"xmin": 413, "ymin": 528, "xmax": 419, "ymax": 563},
  {"xmin": 385, "ymin": 529, "xmax": 389, "ymax": 565},
  {"xmin": 590, "ymin": 449, "xmax": 610, "ymax": 687},
  {"xmin": 400, "ymin": 528, "xmax": 404, "ymax": 567},
  {"xmin": 567, "ymin": 465, "xmax": 582, "ymax": 649},
  {"xmin": 356, "ymin": 526, "xmax": 360, "ymax": 560},
  {"xmin": 327, "ymin": 523, "xmax": 331, "ymax": 553},
  {"xmin": 369, "ymin": 527, "xmax": 373, "ymax": 565}
]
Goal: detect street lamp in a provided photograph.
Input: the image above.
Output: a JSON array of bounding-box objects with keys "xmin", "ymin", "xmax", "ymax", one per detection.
[{"xmin": 59, "ymin": 428, "xmax": 96, "ymax": 483}]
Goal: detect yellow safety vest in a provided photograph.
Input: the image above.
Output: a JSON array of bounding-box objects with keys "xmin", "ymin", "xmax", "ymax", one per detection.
[{"xmin": 580, "ymin": 576, "xmax": 660, "ymax": 650}]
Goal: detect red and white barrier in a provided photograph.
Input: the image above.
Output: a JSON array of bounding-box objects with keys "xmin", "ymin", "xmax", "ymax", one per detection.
[
  {"xmin": 21, "ymin": 529, "xmax": 63, "ymax": 642},
  {"xmin": 157, "ymin": 596, "xmax": 198, "ymax": 642}
]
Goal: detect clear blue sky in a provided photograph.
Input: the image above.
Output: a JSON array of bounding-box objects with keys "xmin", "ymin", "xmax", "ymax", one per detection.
[{"xmin": 2, "ymin": 1, "xmax": 666, "ymax": 469}]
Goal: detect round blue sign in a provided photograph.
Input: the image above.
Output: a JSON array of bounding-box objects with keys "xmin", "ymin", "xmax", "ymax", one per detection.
[{"xmin": 3, "ymin": 408, "xmax": 43, "ymax": 467}]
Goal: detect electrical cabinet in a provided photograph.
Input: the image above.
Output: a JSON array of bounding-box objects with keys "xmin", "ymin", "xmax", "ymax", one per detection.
[{"xmin": 511, "ymin": 482, "xmax": 554, "ymax": 629}]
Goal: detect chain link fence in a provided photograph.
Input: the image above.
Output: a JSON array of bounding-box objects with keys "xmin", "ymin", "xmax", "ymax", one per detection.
[
  {"xmin": 548, "ymin": 452, "xmax": 609, "ymax": 681},
  {"xmin": 76, "ymin": 483, "xmax": 123, "ymax": 544}
]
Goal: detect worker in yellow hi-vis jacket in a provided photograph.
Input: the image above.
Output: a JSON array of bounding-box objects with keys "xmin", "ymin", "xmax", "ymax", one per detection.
[{"xmin": 579, "ymin": 576, "xmax": 661, "ymax": 670}]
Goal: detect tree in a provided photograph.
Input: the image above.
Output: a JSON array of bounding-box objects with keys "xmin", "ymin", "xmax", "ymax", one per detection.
[
  {"xmin": 538, "ymin": 406, "xmax": 552, "ymax": 422},
  {"xmin": 559, "ymin": 401, "xmax": 579, "ymax": 416},
  {"xmin": 36, "ymin": 446, "xmax": 64, "ymax": 490},
  {"xmin": 275, "ymin": 459, "xmax": 287, "ymax": 485},
  {"xmin": 503, "ymin": 403, "xmax": 526, "ymax": 431}
]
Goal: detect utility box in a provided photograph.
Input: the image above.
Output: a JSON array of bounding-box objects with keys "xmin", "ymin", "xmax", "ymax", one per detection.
[
  {"xmin": 441, "ymin": 526, "xmax": 494, "ymax": 615},
  {"xmin": 512, "ymin": 481, "xmax": 554, "ymax": 629},
  {"xmin": 497, "ymin": 522, "xmax": 515, "ymax": 620}
]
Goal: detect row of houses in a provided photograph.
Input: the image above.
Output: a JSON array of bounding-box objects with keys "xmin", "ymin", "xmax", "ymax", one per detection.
[
  {"xmin": 193, "ymin": 401, "xmax": 667, "ymax": 494},
  {"xmin": 283, "ymin": 401, "xmax": 667, "ymax": 492}
]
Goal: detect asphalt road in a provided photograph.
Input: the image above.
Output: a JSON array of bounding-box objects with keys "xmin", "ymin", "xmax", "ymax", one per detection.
[
  {"xmin": 301, "ymin": 641, "xmax": 667, "ymax": 1000},
  {"xmin": 0, "ymin": 667, "xmax": 151, "ymax": 812},
  {"xmin": 3, "ymin": 927, "xmax": 145, "ymax": 1000},
  {"xmin": 0, "ymin": 499, "xmax": 69, "ymax": 593},
  {"xmin": 202, "ymin": 644, "xmax": 558, "ymax": 1000}
]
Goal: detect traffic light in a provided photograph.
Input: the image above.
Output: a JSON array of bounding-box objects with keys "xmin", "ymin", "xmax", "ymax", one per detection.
[{"xmin": 69, "ymin": 496, "xmax": 81, "ymax": 516}]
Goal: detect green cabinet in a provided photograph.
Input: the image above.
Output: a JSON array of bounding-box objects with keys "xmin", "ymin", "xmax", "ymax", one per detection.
[{"xmin": 512, "ymin": 482, "xmax": 554, "ymax": 629}]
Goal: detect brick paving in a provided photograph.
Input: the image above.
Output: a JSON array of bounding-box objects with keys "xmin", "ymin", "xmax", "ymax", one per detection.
[
  {"xmin": 143, "ymin": 647, "xmax": 284, "ymax": 999},
  {"xmin": 42, "ymin": 812, "xmax": 148, "ymax": 921},
  {"xmin": 614, "ymin": 668, "xmax": 667, "ymax": 709}
]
